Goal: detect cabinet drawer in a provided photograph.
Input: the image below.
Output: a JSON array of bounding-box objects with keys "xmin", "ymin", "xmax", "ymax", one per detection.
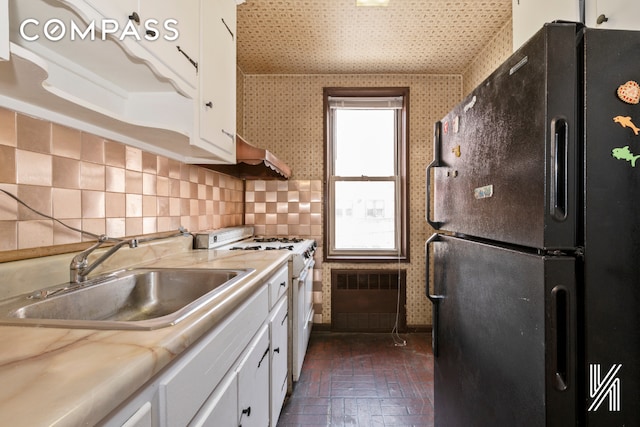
[
  {"xmin": 268, "ymin": 264, "xmax": 289, "ymax": 309},
  {"xmin": 158, "ymin": 286, "xmax": 269, "ymax": 427}
]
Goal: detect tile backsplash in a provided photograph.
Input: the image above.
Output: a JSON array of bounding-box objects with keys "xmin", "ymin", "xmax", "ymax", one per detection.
[
  {"xmin": 244, "ymin": 179, "xmax": 322, "ymax": 239},
  {"xmin": 0, "ymin": 107, "xmax": 244, "ymax": 252}
]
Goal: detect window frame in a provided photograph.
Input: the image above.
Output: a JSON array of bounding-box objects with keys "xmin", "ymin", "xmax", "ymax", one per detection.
[{"xmin": 323, "ymin": 87, "xmax": 410, "ymax": 262}]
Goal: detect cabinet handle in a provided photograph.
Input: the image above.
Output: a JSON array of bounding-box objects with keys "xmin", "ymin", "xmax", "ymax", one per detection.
[
  {"xmin": 176, "ymin": 46, "xmax": 198, "ymax": 71},
  {"xmin": 281, "ymin": 312, "xmax": 288, "ymax": 325},
  {"xmin": 279, "ymin": 281, "xmax": 286, "ymax": 287},
  {"xmin": 128, "ymin": 12, "xmax": 140, "ymax": 24},
  {"xmin": 221, "ymin": 18, "xmax": 234, "ymax": 40},
  {"xmin": 205, "ymin": 101, "xmax": 213, "ymax": 108},
  {"xmin": 257, "ymin": 347, "xmax": 269, "ymax": 368},
  {"xmin": 221, "ymin": 129, "xmax": 235, "ymax": 140},
  {"xmin": 274, "ymin": 347, "xmax": 280, "ymax": 354},
  {"xmin": 241, "ymin": 406, "xmax": 251, "ymax": 418}
]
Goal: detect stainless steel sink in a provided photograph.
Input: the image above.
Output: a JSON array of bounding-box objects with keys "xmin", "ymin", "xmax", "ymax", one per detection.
[{"xmin": 0, "ymin": 268, "xmax": 254, "ymax": 330}]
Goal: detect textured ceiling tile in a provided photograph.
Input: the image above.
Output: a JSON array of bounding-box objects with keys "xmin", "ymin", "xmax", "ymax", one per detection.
[{"xmin": 237, "ymin": 0, "xmax": 512, "ymax": 74}]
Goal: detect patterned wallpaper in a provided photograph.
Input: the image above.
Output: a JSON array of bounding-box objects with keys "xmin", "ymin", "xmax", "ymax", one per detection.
[
  {"xmin": 237, "ymin": 0, "xmax": 512, "ymax": 75},
  {"xmin": 241, "ymin": 74, "xmax": 462, "ymax": 327},
  {"xmin": 462, "ymin": 19, "xmax": 513, "ymax": 96}
]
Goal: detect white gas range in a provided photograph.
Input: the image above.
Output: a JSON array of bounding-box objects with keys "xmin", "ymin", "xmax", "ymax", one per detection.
[{"xmin": 194, "ymin": 226, "xmax": 316, "ymax": 387}]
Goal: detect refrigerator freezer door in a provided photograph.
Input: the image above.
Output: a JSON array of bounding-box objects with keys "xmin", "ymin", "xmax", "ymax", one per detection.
[
  {"xmin": 427, "ymin": 234, "xmax": 577, "ymax": 427},
  {"xmin": 582, "ymin": 28, "xmax": 640, "ymax": 425},
  {"xmin": 430, "ymin": 23, "xmax": 579, "ymax": 250}
]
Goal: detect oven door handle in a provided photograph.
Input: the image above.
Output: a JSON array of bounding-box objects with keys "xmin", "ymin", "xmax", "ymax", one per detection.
[{"xmin": 298, "ymin": 260, "xmax": 315, "ymax": 282}]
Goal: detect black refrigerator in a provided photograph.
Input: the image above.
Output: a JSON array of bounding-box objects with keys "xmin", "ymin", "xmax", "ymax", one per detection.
[{"xmin": 426, "ymin": 22, "xmax": 640, "ymax": 426}]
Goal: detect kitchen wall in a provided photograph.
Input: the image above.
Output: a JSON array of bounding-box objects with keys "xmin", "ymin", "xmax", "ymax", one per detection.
[
  {"xmin": 0, "ymin": 17, "xmax": 512, "ymax": 323},
  {"xmin": 239, "ymin": 74, "xmax": 461, "ymax": 327},
  {"xmin": 462, "ymin": 20, "xmax": 513, "ymax": 96},
  {"xmin": 0, "ymin": 107, "xmax": 244, "ymax": 253},
  {"xmin": 238, "ymin": 20, "xmax": 513, "ymax": 328}
]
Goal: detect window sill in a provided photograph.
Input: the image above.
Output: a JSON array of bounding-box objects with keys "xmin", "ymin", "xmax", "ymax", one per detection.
[{"xmin": 325, "ymin": 254, "xmax": 409, "ymax": 263}]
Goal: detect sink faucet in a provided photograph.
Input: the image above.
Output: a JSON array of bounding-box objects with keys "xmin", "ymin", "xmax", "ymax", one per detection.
[
  {"xmin": 68, "ymin": 228, "xmax": 189, "ymax": 284},
  {"xmin": 70, "ymin": 235, "xmax": 139, "ymax": 283}
]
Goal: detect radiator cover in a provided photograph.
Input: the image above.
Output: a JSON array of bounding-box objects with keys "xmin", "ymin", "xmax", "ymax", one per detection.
[{"xmin": 331, "ymin": 269, "xmax": 407, "ymax": 332}]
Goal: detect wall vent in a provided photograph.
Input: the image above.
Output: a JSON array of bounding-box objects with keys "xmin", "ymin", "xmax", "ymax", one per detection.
[{"xmin": 331, "ymin": 269, "xmax": 406, "ymax": 332}]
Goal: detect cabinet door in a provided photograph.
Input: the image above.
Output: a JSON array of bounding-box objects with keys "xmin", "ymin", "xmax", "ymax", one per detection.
[
  {"xmin": 139, "ymin": 0, "xmax": 199, "ymax": 89},
  {"xmin": 237, "ymin": 325, "xmax": 270, "ymax": 427},
  {"xmin": 269, "ymin": 298, "xmax": 289, "ymax": 427},
  {"xmin": 512, "ymin": 0, "xmax": 579, "ymax": 50},
  {"xmin": 196, "ymin": 0, "xmax": 236, "ymax": 162},
  {"xmin": 83, "ymin": 0, "xmax": 139, "ymax": 29},
  {"xmin": 121, "ymin": 403, "xmax": 152, "ymax": 427},
  {"xmin": 189, "ymin": 372, "xmax": 238, "ymax": 427},
  {"xmin": 586, "ymin": 0, "xmax": 640, "ymax": 30},
  {"xmin": 1, "ymin": 0, "xmax": 8, "ymax": 60}
]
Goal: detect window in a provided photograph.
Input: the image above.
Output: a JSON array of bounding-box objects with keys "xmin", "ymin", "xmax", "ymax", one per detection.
[{"xmin": 323, "ymin": 87, "xmax": 409, "ymax": 261}]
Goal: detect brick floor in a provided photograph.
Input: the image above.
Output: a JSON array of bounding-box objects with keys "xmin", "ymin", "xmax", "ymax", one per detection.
[{"xmin": 277, "ymin": 332, "xmax": 434, "ymax": 426}]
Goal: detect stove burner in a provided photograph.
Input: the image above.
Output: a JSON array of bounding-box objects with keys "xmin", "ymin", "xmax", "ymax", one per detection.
[
  {"xmin": 280, "ymin": 237, "xmax": 304, "ymax": 243},
  {"xmin": 230, "ymin": 245, "xmax": 262, "ymax": 250},
  {"xmin": 254, "ymin": 237, "xmax": 304, "ymax": 244},
  {"xmin": 265, "ymin": 245, "xmax": 294, "ymax": 251}
]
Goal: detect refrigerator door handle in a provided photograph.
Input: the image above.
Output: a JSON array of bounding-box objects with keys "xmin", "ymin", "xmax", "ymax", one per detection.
[
  {"xmin": 551, "ymin": 285, "xmax": 570, "ymax": 391},
  {"xmin": 426, "ymin": 121, "xmax": 443, "ymax": 230},
  {"xmin": 550, "ymin": 118, "xmax": 568, "ymax": 221},
  {"xmin": 425, "ymin": 234, "xmax": 444, "ymax": 357}
]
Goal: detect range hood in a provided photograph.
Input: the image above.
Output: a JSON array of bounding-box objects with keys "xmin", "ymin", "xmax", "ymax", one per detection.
[{"xmin": 200, "ymin": 135, "xmax": 292, "ymax": 180}]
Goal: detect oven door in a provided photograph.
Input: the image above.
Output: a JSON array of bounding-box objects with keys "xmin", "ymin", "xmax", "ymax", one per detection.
[{"xmin": 293, "ymin": 259, "xmax": 314, "ymax": 382}]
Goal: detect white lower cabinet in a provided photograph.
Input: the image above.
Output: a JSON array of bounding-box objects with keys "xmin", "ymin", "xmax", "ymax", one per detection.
[
  {"xmin": 158, "ymin": 287, "xmax": 269, "ymax": 427},
  {"xmin": 121, "ymin": 403, "xmax": 152, "ymax": 427},
  {"xmin": 189, "ymin": 370, "xmax": 237, "ymax": 427},
  {"xmin": 99, "ymin": 262, "xmax": 289, "ymax": 427},
  {"xmin": 269, "ymin": 297, "xmax": 288, "ymax": 427},
  {"xmin": 237, "ymin": 325, "xmax": 270, "ymax": 427}
]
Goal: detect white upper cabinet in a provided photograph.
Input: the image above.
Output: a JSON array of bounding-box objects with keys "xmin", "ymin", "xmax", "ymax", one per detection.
[
  {"xmin": 512, "ymin": 0, "xmax": 581, "ymax": 51},
  {"xmin": 1, "ymin": 0, "xmax": 9, "ymax": 60},
  {"xmin": 138, "ymin": 0, "xmax": 199, "ymax": 91},
  {"xmin": 585, "ymin": 0, "xmax": 640, "ymax": 30},
  {"xmin": 1, "ymin": 0, "xmax": 237, "ymax": 164},
  {"xmin": 82, "ymin": 0, "xmax": 137, "ymax": 29},
  {"xmin": 513, "ymin": 0, "xmax": 640, "ymax": 52},
  {"xmin": 195, "ymin": 0, "xmax": 237, "ymax": 163},
  {"xmin": 83, "ymin": 0, "xmax": 199, "ymax": 91}
]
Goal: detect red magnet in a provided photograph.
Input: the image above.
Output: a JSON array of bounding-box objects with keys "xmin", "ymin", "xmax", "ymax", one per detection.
[{"xmin": 617, "ymin": 81, "xmax": 640, "ymax": 104}]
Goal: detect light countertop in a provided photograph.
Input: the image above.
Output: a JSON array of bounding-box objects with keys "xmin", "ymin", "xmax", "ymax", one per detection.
[{"xmin": 0, "ymin": 241, "xmax": 289, "ymax": 427}]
